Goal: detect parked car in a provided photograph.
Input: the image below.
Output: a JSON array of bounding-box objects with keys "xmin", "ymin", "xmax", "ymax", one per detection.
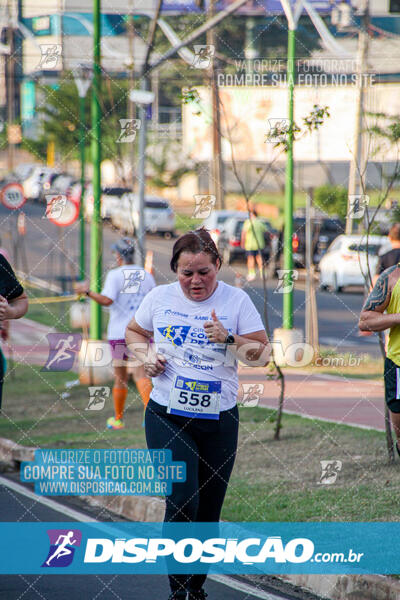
[
  {"xmin": 218, "ymin": 215, "xmax": 279, "ymax": 264},
  {"xmin": 279, "ymin": 216, "xmax": 345, "ymax": 268},
  {"xmin": 84, "ymin": 186, "xmax": 132, "ymax": 221},
  {"xmin": 23, "ymin": 167, "xmax": 58, "ymax": 202},
  {"xmin": 319, "ymin": 234, "xmax": 392, "ymax": 292},
  {"xmin": 202, "ymin": 210, "xmax": 248, "ymax": 246},
  {"xmin": 38, "ymin": 172, "xmax": 76, "ymax": 203},
  {"xmin": 111, "ymin": 193, "xmax": 176, "ymax": 238}
]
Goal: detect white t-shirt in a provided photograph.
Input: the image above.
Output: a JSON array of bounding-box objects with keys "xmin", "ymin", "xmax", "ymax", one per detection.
[
  {"xmin": 134, "ymin": 281, "xmax": 264, "ymax": 411},
  {"xmin": 101, "ymin": 265, "xmax": 156, "ymax": 340}
]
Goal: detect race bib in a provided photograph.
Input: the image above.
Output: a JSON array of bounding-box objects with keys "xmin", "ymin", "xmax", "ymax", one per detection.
[{"xmin": 168, "ymin": 376, "xmax": 221, "ymax": 420}]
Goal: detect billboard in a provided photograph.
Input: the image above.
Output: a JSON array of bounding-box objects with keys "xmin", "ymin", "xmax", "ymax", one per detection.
[{"xmin": 182, "ymin": 83, "xmax": 400, "ymax": 163}]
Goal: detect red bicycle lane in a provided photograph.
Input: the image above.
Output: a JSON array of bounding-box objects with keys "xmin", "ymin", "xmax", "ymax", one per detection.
[{"xmin": 238, "ymin": 366, "xmax": 386, "ymax": 432}]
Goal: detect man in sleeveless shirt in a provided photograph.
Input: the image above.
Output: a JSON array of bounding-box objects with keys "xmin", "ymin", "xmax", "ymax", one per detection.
[{"xmin": 359, "ymin": 262, "xmax": 400, "ymax": 453}]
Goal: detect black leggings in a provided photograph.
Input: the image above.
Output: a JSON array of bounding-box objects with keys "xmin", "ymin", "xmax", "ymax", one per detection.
[{"xmin": 145, "ymin": 399, "xmax": 239, "ymax": 593}]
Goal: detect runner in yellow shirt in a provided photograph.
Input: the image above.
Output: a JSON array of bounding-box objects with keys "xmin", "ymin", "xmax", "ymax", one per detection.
[
  {"xmin": 240, "ymin": 209, "xmax": 267, "ymax": 281},
  {"xmin": 359, "ymin": 262, "xmax": 400, "ymax": 454}
]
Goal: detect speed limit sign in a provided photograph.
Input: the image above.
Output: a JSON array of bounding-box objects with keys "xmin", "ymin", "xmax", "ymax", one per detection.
[
  {"xmin": 1, "ymin": 182, "xmax": 26, "ymax": 210},
  {"xmin": 45, "ymin": 194, "xmax": 79, "ymax": 227}
]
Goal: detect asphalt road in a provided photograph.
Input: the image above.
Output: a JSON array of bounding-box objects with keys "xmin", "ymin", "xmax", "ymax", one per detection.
[
  {"xmin": 0, "ymin": 475, "xmax": 304, "ymax": 600},
  {"xmin": 0, "ymin": 202, "xmax": 380, "ymax": 357}
]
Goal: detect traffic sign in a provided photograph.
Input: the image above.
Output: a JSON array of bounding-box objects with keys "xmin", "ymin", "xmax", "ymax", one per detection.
[
  {"xmin": 0, "ymin": 182, "xmax": 26, "ymax": 210},
  {"xmin": 45, "ymin": 194, "xmax": 79, "ymax": 227}
]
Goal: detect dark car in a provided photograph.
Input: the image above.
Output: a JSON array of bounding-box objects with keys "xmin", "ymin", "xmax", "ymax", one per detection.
[
  {"xmin": 218, "ymin": 216, "xmax": 279, "ymax": 265},
  {"xmin": 279, "ymin": 216, "xmax": 345, "ymax": 268}
]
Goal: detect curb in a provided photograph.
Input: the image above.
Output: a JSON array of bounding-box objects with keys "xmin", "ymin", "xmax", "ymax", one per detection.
[
  {"xmin": 280, "ymin": 574, "xmax": 400, "ymax": 600},
  {"xmin": 0, "ymin": 438, "xmax": 165, "ymax": 521},
  {"xmin": 1, "ymin": 437, "xmax": 398, "ymax": 600}
]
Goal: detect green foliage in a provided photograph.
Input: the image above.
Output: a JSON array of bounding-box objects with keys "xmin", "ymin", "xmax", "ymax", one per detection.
[
  {"xmin": 392, "ymin": 205, "xmax": 400, "ymax": 224},
  {"xmin": 314, "ymin": 184, "xmax": 348, "ymax": 219},
  {"xmin": 303, "ymin": 104, "xmax": 330, "ymax": 133},
  {"xmin": 146, "ymin": 139, "xmax": 193, "ymax": 188},
  {"xmin": 30, "ymin": 74, "xmax": 130, "ymax": 162}
]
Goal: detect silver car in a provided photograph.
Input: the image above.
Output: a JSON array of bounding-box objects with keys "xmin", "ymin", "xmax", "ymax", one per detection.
[{"xmin": 112, "ymin": 193, "xmax": 176, "ymax": 238}]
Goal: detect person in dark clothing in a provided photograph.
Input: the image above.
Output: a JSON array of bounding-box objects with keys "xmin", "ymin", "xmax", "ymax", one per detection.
[
  {"xmin": 376, "ymin": 223, "xmax": 400, "ymax": 277},
  {"xmin": 0, "ymin": 254, "xmax": 28, "ymax": 409}
]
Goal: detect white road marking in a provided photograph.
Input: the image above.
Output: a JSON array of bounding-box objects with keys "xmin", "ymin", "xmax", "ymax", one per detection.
[{"xmin": 209, "ymin": 574, "xmax": 288, "ymax": 599}]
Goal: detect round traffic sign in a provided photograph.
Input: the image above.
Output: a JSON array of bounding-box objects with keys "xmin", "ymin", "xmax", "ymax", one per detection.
[
  {"xmin": 1, "ymin": 182, "xmax": 26, "ymax": 210},
  {"xmin": 46, "ymin": 194, "xmax": 79, "ymax": 227}
]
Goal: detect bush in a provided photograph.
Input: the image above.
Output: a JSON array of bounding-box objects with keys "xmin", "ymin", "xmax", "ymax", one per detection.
[{"xmin": 313, "ymin": 185, "xmax": 348, "ymax": 219}]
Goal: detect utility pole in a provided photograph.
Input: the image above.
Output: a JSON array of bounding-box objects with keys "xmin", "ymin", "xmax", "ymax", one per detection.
[
  {"xmin": 73, "ymin": 65, "xmax": 92, "ymax": 282},
  {"xmin": 127, "ymin": 3, "xmax": 136, "ymax": 191},
  {"xmin": 136, "ymin": 78, "xmax": 149, "ymax": 267},
  {"xmin": 346, "ymin": 0, "xmax": 369, "ymax": 234},
  {"xmin": 6, "ymin": 0, "xmax": 15, "ymax": 172},
  {"xmin": 136, "ymin": 0, "xmax": 163, "ymax": 267},
  {"xmin": 90, "ymin": 0, "xmax": 102, "ymax": 340},
  {"xmin": 283, "ymin": 25, "xmax": 295, "ymax": 330},
  {"xmin": 305, "ymin": 189, "xmax": 319, "ymax": 354},
  {"xmin": 207, "ymin": 0, "xmax": 225, "ymax": 210}
]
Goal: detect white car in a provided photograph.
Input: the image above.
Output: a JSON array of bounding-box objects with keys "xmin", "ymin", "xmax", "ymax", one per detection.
[
  {"xmin": 84, "ymin": 186, "xmax": 131, "ymax": 221},
  {"xmin": 23, "ymin": 166, "xmax": 58, "ymax": 202},
  {"xmin": 319, "ymin": 234, "xmax": 392, "ymax": 292},
  {"xmin": 111, "ymin": 193, "xmax": 176, "ymax": 238}
]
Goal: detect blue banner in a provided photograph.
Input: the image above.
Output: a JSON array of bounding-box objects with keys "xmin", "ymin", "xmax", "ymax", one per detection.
[
  {"xmin": 0, "ymin": 522, "xmax": 398, "ymax": 574},
  {"xmin": 160, "ymin": 0, "xmax": 346, "ymax": 14}
]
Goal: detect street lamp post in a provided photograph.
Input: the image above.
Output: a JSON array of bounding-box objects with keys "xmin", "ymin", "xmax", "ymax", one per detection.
[
  {"xmin": 90, "ymin": 0, "xmax": 102, "ymax": 340},
  {"xmin": 283, "ymin": 26, "xmax": 296, "ymax": 330},
  {"xmin": 73, "ymin": 64, "xmax": 92, "ymax": 282}
]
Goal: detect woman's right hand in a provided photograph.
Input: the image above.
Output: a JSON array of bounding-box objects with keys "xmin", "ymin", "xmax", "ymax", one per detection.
[{"xmin": 144, "ymin": 353, "xmax": 167, "ymax": 377}]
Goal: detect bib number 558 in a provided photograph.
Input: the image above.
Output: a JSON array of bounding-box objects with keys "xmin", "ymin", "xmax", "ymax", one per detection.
[{"xmin": 179, "ymin": 391, "xmax": 211, "ymax": 407}]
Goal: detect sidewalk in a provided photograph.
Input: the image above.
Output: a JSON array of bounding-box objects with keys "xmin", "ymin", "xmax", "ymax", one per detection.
[
  {"xmin": 4, "ymin": 317, "xmax": 386, "ymax": 432},
  {"xmin": 4, "ymin": 317, "xmax": 56, "ymax": 366},
  {"xmin": 239, "ymin": 366, "xmax": 385, "ymax": 432}
]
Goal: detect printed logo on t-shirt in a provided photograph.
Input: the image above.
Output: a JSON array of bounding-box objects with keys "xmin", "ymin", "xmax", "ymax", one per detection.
[{"xmin": 157, "ymin": 325, "xmax": 191, "ymax": 347}]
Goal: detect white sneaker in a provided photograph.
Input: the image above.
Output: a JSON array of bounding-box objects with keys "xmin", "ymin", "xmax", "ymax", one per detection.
[{"xmin": 246, "ymin": 273, "xmax": 256, "ymax": 282}]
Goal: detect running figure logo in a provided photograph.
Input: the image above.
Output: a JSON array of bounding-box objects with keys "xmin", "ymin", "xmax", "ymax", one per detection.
[
  {"xmin": 42, "ymin": 529, "xmax": 82, "ymax": 568},
  {"xmin": 348, "ymin": 194, "xmax": 369, "ymax": 219},
  {"xmin": 121, "ymin": 269, "xmax": 145, "ymax": 294},
  {"xmin": 37, "ymin": 44, "xmax": 62, "ymax": 70},
  {"xmin": 192, "ymin": 45, "xmax": 214, "ymax": 69},
  {"xmin": 116, "ymin": 119, "xmax": 141, "ymax": 143},
  {"xmin": 44, "ymin": 195, "xmax": 67, "ymax": 220},
  {"xmin": 266, "ymin": 118, "xmax": 290, "ymax": 144},
  {"xmin": 158, "ymin": 325, "xmax": 190, "ymax": 347},
  {"xmin": 43, "ymin": 334, "xmax": 82, "ymax": 371},
  {"xmin": 193, "ymin": 194, "xmax": 216, "ymax": 219},
  {"xmin": 274, "ymin": 270, "xmax": 299, "ymax": 294},
  {"xmin": 239, "ymin": 383, "xmax": 264, "ymax": 407},
  {"xmin": 318, "ymin": 460, "xmax": 342, "ymax": 485},
  {"xmin": 86, "ymin": 386, "xmax": 110, "ymax": 410}
]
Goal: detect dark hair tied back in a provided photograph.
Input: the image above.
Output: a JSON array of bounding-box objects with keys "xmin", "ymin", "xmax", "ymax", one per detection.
[{"xmin": 170, "ymin": 227, "xmax": 222, "ymax": 272}]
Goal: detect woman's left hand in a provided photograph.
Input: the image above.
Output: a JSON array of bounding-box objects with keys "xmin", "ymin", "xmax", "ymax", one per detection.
[{"xmin": 203, "ymin": 309, "xmax": 228, "ymax": 343}]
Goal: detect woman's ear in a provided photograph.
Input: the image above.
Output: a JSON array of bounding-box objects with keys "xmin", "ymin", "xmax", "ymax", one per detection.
[{"xmin": 216, "ymin": 257, "xmax": 222, "ymax": 271}]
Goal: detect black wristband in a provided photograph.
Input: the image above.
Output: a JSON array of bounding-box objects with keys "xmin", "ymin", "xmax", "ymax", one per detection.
[{"xmin": 225, "ymin": 334, "xmax": 235, "ymax": 344}]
